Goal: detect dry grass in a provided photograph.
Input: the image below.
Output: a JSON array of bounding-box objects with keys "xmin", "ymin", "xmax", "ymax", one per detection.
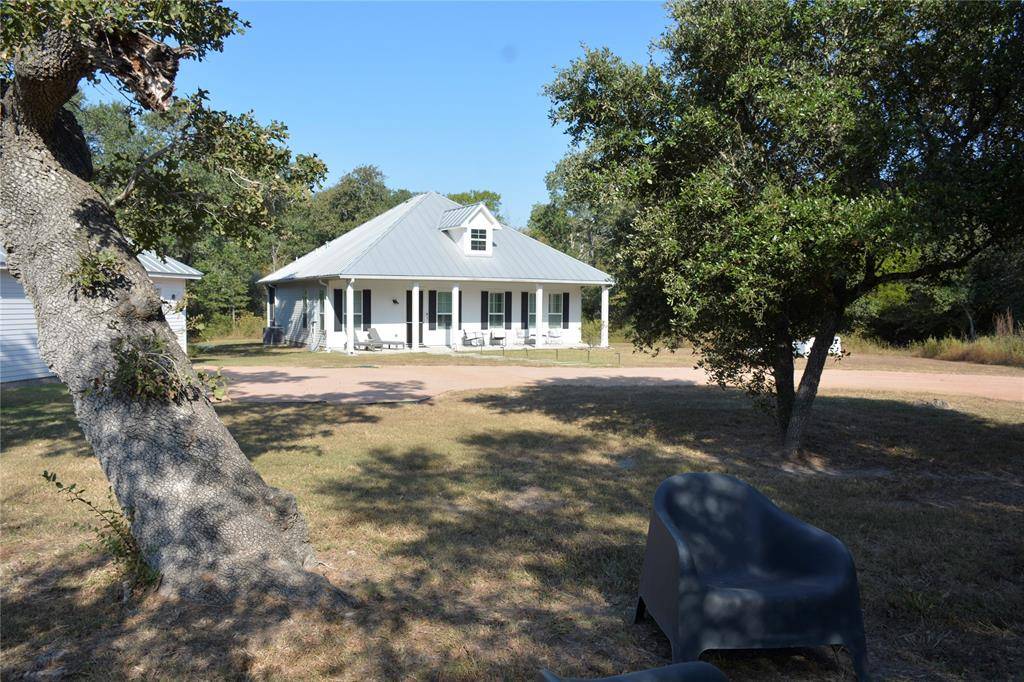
[
  {"xmin": 844, "ymin": 332, "xmax": 1024, "ymax": 368},
  {"xmin": 194, "ymin": 339, "xmax": 1024, "ymax": 376},
  {"xmin": 2, "ymin": 381, "xmax": 1022, "ymax": 680}
]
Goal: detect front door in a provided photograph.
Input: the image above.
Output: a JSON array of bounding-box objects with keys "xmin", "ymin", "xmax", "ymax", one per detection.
[{"xmin": 405, "ymin": 290, "xmax": 423, "ymax": 347}]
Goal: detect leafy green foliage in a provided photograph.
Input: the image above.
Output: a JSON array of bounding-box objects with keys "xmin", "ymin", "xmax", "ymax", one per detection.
[
  {"xmin": 93, "ymin": 331, "xmax": 223, "ymax": 404},
  {"xmin": 445, "ymin": 190, "xmax": 506, "ymax": 223},
  {"xmin": 67, "ymin": 249, "xmax": 129, "ymax": 300},
  {"xmin": 41, "ymin": 470, "xmax": 158, "ymax": 587},
  {"xmin": 1, "ymin": 0, "xmax": 244, "ymax": 79},
  {"xmin": 546, "ymin": 0, "xmax": 1024, "ymax": 408},
  {"xmin": 274, "ymin": 165, "xmax": 413, "ymax": 264},
  {"xmin": 72, "ymin": 94, "xmax": 327, "ymax": 257}
]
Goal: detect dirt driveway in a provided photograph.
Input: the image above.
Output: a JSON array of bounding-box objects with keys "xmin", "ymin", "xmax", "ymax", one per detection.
[{"xmin": 214, "ymin": 364, "xmax": 1024, "ymax": 404}]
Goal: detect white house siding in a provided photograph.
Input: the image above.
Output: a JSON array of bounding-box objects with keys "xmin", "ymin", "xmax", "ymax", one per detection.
[
  {"xmin": 0, "ymin": 270, "xmax": 52, "ymax": 382},
  {"xmin": 272, "ymin": 282, "xmax": 313, "ymax": 346},
  {"xmin": 1, "ymin": 271, "xmax": 193, "ymax": 383},
  {"xmin": 152, "ymin": 277, "xmax": 187, "ymax": 349},
  {"xmin": 272, "ymin": 278, "xmax": 583, "ymax": 350}
]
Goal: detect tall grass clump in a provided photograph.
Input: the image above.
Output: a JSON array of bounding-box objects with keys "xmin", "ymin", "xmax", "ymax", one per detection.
[{"xmin": 912, "ymin": 310, "xmax": 1023, "ymax": 367}]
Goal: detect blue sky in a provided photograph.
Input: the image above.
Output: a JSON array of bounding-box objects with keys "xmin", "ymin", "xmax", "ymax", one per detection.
[{"xmin": 83, "ymin": 1, "xmax": 669, "ymax": 227}]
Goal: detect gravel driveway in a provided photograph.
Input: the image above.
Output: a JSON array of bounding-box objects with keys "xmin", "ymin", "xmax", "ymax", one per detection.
[{"xmin": 212, "ymin": 364, "xmax": 1024, "ymax": 404}]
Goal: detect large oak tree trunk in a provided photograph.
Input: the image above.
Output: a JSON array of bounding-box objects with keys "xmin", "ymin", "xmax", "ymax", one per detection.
[{"xmin": 1, "ymin": 41, "xmax": 338, "ymax": 604}]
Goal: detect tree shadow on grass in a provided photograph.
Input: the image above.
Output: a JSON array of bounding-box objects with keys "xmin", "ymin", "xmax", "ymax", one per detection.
[
  {"xmin": 0, "ymin": 550, "xmax": 358, "ymax": 680},
  {"xmin": 216, "ymin": 400, "xmax": 381, "ymax": 460}
]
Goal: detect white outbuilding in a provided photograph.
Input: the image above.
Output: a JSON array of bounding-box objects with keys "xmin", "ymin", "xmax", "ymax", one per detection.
[{"xmin": 0, "ymin": 250, "xmax": 202, "ymax": 383}]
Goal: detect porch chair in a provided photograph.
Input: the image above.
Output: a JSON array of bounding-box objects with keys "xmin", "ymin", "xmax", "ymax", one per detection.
[
  {"xmin": 635, "ymin": 473, "xmax": 869, "ymax": 681},
  {"xmin": 489, "ymin": 329, "xmax": 507, "ymax": 346},
  {"xmin": 352, "ymin": 330, "xmax": 382, "ymax": 351},
  {"xmin": 462, "ymin": 330, "xmax": 485, "ymax": 347},
  {"xmin": 539, "ymin": 661, "xmax": 726, "ymax": 682},
  {"xmin": 369, "ymin": 327, "xmax": 404, "ymax": 350}
]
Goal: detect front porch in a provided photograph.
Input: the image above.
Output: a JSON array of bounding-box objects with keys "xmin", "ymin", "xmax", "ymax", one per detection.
[{"xmin": 268, "ymin": 277, "xmax": 610, "ymax": 355}]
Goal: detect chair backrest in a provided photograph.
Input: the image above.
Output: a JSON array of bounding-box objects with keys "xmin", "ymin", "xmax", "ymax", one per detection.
[
  {"xmin": 368, "ymin": 328, "xmax": 384, "ymax": 343},
  {"xmin": 655, "ymin": 473, "xmax": 770, "ymax": 573}
]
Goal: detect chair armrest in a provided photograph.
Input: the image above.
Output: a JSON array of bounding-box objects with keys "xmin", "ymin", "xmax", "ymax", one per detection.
[{"xmin": 763, "ymin": 507, "xmax": 856, "ymax": 577}]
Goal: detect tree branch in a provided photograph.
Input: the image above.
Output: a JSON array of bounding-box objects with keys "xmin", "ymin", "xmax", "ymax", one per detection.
[
  {"xmin": 109, "ymin": 141, "xmax": 176, "ymax": 207},
  {"xmin": 848, "ymin": 238, "xmax": 993, "ymax": 301}
]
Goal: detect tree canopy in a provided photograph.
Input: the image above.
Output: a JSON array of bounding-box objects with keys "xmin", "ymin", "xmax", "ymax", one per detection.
[{"xmin": 546, "ymin": 0, "xmax": 1024, "ymax": 451}]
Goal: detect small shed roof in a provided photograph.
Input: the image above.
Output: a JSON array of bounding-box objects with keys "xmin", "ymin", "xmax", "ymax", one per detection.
[
  {"xmin": 0, "ymin": 249, "xmax": 202, "ymax": 280},
  {"xmin": 259, "ymin": 192, "xmax": 612, "ymax": 286}
]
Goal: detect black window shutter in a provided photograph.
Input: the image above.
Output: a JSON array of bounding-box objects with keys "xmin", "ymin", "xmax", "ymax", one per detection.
[
  {"xmin": 428, "ymin": 290, "xmax": 437, "ymax": 330},
  {"xmin": 520, "ymin": 292, "xmax": 528, "ymax": 329},
  {"xmin": 562, "ymin": 292, "xmax": 570, "ymax": 329},
  {"xmin": 480, "ymin": 291, "xmax": 489, "ymax": 330},
  {"xmin": 458, "ymin": 290, "xmax": 463, "ymax": 329},
  {"xmin": 504, "ymin": 291, "xmax": 512, "ymax": 329},
  {"xmin": 362, "ymin": 289, "xmax": 372, "ymax": 330},
  {"xmin": 333, "ymin": 290, "xmax": 344, "ymax": 331}
]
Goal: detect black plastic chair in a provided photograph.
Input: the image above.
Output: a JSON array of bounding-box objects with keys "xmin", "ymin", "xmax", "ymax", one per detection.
[
  {"xmin": 635, "ymin": 473, "xmax": 869, "ymax": 680},
  {"xmin": 539, "ymin": 661, "xmax": 727, "ymax": 682}
]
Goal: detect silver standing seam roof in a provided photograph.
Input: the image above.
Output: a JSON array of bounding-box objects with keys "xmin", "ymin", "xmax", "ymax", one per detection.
[
  {"xmin": 0, "ymin": 249, "xmax": 202, "ymax": 280},
  {"xmin": 259, "ymin": 192, "xmax": 613, "ymax": 285}
]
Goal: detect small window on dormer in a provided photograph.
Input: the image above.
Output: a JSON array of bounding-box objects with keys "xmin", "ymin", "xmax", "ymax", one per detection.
[{"xmin": 470, "ymin": 228, "xmax": 487, "ymax": 251}]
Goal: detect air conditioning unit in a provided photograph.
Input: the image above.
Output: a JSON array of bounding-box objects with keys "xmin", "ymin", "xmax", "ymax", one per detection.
[{"xmin": 262, "ymin": 326, "xmax": 284, "ymax": 346}]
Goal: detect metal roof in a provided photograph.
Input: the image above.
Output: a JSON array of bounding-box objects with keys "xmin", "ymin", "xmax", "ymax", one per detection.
[
  {"xmin": 136, "ymin": 251, "xmax": 203, "ymax": 279},
  {"xmin": 259, "ymin": 192, "xmax": 613, "ymax": 285},
  {"xmin": 1, "ymin": 248, "xmax": 202, "ymax": 280}
]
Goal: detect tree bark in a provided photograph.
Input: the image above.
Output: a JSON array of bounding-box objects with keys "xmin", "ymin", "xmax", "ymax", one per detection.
[
  {"xmin": 1, "ymin": 38, "xmax": 340, "ymax": 605},
  {"xmin": 782, "ymin": 311, "xmax": 842, "ymax": 456},
  {"xmin": 771, "ymin": 316, "xmax": 796, "ymax": 441}
]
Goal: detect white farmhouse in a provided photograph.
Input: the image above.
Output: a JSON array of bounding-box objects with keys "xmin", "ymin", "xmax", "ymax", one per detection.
[
  {"xmin": 0, "ymin": 250, "xmax": 202, "ymax": 383},
  {"xmin": 259, "ymin": 192, "xmax": 613, "ymax": 352}
]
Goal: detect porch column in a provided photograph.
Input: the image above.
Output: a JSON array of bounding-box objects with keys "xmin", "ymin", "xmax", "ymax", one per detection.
[
  {"xmin": 345, "ymin": 279, "xmax": 355, "ymax": 354},
  {"xmin": 451, "ymin": 284, "xmax": 460, "ymax": 350},
  {"xmin": 535, "ymin": 284, "xmax": 545, "ymax": 348},
  {"xmin": 600, "ymin": 285, "xmax": 610, "ymax": 348},
  {"xmin": 411, "ymin": 282, "xmax": 420, "ymax": 348}
]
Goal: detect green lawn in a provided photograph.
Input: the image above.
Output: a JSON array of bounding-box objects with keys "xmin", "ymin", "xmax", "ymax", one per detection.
[{"xmin": 2, "ymin": 381, "xmax": 1022, "ymax": 679}]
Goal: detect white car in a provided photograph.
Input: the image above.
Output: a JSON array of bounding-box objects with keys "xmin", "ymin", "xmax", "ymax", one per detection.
[{"xmin": 793, "ymin": 336, "xmax": 842, "ymax": 358}]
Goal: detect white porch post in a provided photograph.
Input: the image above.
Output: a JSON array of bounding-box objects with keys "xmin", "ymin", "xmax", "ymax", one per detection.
[
  {"xmin": 345, "ymin": 279, "xmax": 355, "ymax": 355},
  {"xmin": 535, "ymin": 284, "xmax": 545, "ymax": 348},
  {"xmin": 600, "ymin": 285, "xmax": 610, "ymax": 348},
  {"xmin": 411, "ymin": 282, "xmax": 420, "ymax": 348},
  {"xmin": 451, "ymin": 284, "xmax": 460, "ymax": 350}
]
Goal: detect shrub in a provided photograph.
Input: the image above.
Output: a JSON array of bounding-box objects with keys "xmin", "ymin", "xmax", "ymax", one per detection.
[
  {"xmin": 198, "ymin": 312, "xmax": 265, "ymax": 340},
  {"xmin": 41, "ymin": 470, "xmax": 158, "ymax": 587},
  {"xmin": 581, "ymin": 319, "xmax": 603, "ymax": 347}
]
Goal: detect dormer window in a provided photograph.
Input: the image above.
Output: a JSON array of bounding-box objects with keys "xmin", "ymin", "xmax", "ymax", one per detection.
[
  {"xmin": 470, "ymin": 228, "xmax": 487, "ymax": 251},
  {"xmin": 438, "ymin": 201, "xmax": 502, "ymax": 257}
]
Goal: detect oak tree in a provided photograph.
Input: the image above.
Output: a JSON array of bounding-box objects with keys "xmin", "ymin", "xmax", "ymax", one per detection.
[
  {"xmin": 1, "ymin": 1, "xmax": 340, "ymax": 602},
  {"xmin": 547, "ymin": 0, "xmax": 1023, "ymax": 453}
]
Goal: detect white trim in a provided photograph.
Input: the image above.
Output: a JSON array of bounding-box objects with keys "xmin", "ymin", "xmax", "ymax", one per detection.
[{"xmin": 262, "ymin": 274, "xmax": 613, "ymax": 286}]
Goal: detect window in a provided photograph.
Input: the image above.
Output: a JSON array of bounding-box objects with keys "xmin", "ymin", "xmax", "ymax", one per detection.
[
  {"xmin": 548, "ymin": 292, "xmax": 563, "ymax": 329},
  {"xmin": 437, "ymin": 291, "xmax": 452, "ymax": 329},
  {"xmin": 528, "ymin": 293, "xmax": 536, "ymax": 328},
  {"xmin": 488, "ymin": 292, "xmax": 504, "ymax": 329},
  {"xmin": 336, "ymin": 290, "xmax": 363, "ymax": 330},
  {"xmin": 470, "ymin": 228, "xmax": 487, "ymax": 252},
  {"xmin": 267, "ymin": 287, "xmax": 276, "ymax": 325},
  {"xmin": 318, "ymin": 288, "xmax": 326, "ymax": 331},
  {"xmin": 302, "ymin": 290, "xmax": 308, "ymax": 329}
]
